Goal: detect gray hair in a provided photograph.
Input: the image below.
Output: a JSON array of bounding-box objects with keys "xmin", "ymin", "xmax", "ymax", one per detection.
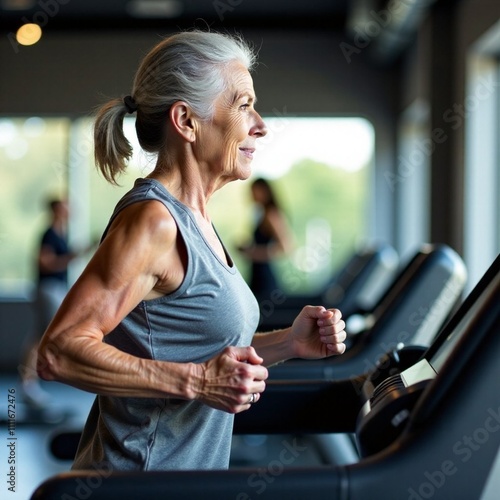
[{"xmin": 94, "ymin": 30, "xmax": 257, "ymax": 184}]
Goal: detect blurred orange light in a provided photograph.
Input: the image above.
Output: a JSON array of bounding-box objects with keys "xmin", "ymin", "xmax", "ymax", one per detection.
[{"xmin": 16, "ymin": 23, "xmax": 42, "ymax": 46}]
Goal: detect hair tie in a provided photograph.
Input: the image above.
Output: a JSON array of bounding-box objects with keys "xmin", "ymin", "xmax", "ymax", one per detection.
[{"xmin": 123, "ymin": 95, "xmax": 138, "ymax": 114}]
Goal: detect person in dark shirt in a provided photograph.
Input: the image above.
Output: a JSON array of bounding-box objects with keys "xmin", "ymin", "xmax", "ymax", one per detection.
[{"xmin": 20, "ymin": 198, "xmax": 77, "ymax": 408}]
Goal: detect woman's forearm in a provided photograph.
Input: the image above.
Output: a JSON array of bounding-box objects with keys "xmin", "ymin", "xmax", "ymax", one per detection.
[
  {"xmin": 251, "ymin": 328, "xmax": 294, "ymax": 367},
  {"xmin": 38, "ymin": 329, "xmax": 269, "ymax": 415},
  {"xmin": 37, "ymin": 331, "xmax": 199, "ymax": 400}
]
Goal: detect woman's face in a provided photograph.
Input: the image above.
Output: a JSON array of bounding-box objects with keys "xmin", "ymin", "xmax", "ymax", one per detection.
[{"xmin": 194, "ymin": 61, "xmax": 267, "ymax": 182}]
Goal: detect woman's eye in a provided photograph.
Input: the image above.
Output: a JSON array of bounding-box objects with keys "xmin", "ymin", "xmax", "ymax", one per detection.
[{"xmin": 240, "ymin": 103, "xmax": 250, "ymax": 110}]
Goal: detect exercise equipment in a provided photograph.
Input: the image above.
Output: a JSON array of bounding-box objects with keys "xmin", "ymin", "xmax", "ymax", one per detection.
[
  {"xmin": 45, "ymin": 244, "xmax": 462, "ymax": 463},
  {"xmin": 258, "ymin": 243, "xmax": 398, "ymax": 331},
  {"xmin": 38, "ymin": 243, "xmax": 467, "ymax": 465},
  {"xmin": 269, "ymin": 243, "xmax": 467, "ymax": 380},
  {"xmin": 31, "ymin": 254, "xmax": 500, "ymax": 499}
]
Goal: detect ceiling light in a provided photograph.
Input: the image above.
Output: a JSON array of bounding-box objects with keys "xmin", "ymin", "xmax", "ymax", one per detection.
[
  {"xmin": 16, "ymin": 23, "xmax": 42, "ymax": 46},
  {"xmin": 126, "ymin": 0, "xmax": 184, "ymax": 18},
  {"xmin": 1, "ymin": 0, "xmax": 36, "ymax": 10}
]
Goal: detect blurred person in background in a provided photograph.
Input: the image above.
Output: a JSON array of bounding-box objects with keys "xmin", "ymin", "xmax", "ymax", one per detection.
[
  {"xmin": 20, "ymin": 198, "xmax": 77, "ymax": 408},
  {"xmin": 238, "ymin": 177, "xmax": 293, "ymax": 299}
]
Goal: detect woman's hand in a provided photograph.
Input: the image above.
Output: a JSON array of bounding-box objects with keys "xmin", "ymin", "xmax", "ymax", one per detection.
[
  {"xmin": 289, "ymin": 306, "xmax": 347, "ymax": 359},
  {"xmin": 193, "ymin": 346, "xmax": 268, "ymax": 413}
]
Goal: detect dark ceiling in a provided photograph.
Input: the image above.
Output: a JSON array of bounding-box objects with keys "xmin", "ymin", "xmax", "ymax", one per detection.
[
  {"xmin": 0, "ymin": 0, "xmax": 440, "ymax": 65},
  {"xmin": 0, "ymin": 0, "xmax": 352, "ymax": 31}
]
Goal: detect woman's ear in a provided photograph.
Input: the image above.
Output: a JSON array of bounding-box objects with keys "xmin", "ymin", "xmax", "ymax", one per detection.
[{"xmin": 169, "ymin": 102, "xmax": 196, "ymax": 142}]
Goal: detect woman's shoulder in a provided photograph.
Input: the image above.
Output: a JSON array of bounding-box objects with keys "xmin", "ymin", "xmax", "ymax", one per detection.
[{"xmin": 108, "ymin": 199, "xmax": 178, "ymax": 248}]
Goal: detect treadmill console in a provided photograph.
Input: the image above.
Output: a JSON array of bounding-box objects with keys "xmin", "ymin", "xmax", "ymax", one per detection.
[{"xmin": 356, "ymin": 264, "xmax": 500, "ymax": 457}]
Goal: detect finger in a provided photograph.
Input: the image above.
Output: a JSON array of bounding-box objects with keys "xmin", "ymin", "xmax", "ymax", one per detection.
[
  {"xmin": 248, "ymin": 364, "xmax": 269, "ymax": 381},
  {"xmin": 324, "ymin": 319, "xmax": 345, "ymax": 333},
  {"xmin": 227, "ymin": 346, "xmax": 264, "ymax": 365},
  {"xmin": 233, "ymin": 355, "xmax": 269, "ymax": 381},
  {"xmin": 318, "ymin": 320, "xmax": 346, "ymax": 335},
  {"xmin": 320, "ymin": 309, "xmax": 342, "ymax": 326},
  {"xmin": 302, "ymin": 305, "xmax": 334, "ymax": 320},
  {"xmin": 319, "ymin": 320, "xmax": 347, "ymax": 353},
  {"xmin": 249, "ymin": 391, "xmax": 261, "ymax": 404},
  {"xmin": 245, "ymin": 346, "xmax": 265, "ymax": 366},
  {"xmin": 320, "ymin": 330, "xmax": 347, "ymax": 345},
  {"xmin": 316, "ymin": 308, "xmax": 344, "ymax": 327},
  {"xmin": 254, "ymin": 380, "xmax": 267, "ymax": 393},
  {"xmin": 319, "ymin": 319, "xmax": 346, "ymax": 333},
  {"xmin": 330, "ymin": 308, "xmax": 343, "ymax": 322},
  {"xmin": 249, "ymin": 380, "xmax": 266, "ymax": 398},
  {"xmin": 326, "ymin": 342, "xmax": 347, "ymax": 354},
  {"xmin": 242, "ymin": 382, "xmax": 266, "ymax": 406}
]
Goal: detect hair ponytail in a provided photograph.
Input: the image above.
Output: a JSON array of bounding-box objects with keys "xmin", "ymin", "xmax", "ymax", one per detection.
[{"xmin": 93, "ymin": 98, "xmax": 133, "ymax": 185}]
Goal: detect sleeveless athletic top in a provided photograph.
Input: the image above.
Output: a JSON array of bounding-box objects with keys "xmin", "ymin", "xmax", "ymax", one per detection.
[{"xmin": 72, "ymin": 178, "xmax": 259, "ymax": 471}]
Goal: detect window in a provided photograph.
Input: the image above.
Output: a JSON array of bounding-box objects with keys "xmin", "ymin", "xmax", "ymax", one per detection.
[
  {"xmin": 463, "ymin": 20, "xmax": 500, "ymax": 292},
  {"xmin": 394, "ymin": 99, "xmax": 431, "ymax": 258},
  {"xmin": 0, "ymin": 117, "xmax": 69, "ymax": 295},
  {"xmin": 0, "ymin": 115, "xmax": 374, "ymax": 297},
  {"xmin": 210, "ymin": 116, "xmax": 374, "ymax": 294}
]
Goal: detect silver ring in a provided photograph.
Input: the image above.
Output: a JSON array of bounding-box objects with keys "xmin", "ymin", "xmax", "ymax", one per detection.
[{"xmin": 249, "ymin": 393, "xmax": 256, "ymax": 404}]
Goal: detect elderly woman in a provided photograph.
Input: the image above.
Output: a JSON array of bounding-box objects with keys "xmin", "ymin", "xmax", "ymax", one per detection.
[{"xmin": 37, "ymin": 30, "xmax": 346, "ymax": 472}]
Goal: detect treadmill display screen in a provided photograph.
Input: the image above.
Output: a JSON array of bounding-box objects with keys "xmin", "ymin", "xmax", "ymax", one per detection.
[{"xmin": 429, "ymin": 271, "xmax": 500, "ymax": 373}]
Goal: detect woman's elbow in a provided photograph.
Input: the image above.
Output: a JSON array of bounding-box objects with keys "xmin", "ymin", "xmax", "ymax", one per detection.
[{"xmin": 36, "ymin": 339, "xmax": 63, "ymax": 381}]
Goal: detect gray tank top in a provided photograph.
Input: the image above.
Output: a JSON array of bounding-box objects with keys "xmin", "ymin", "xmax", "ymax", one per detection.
[{"xmin": 72, "ymin": 178, "xmax": 259, "ymax": 471}]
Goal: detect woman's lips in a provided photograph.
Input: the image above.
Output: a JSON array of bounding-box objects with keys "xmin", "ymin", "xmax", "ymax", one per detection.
[{"xmin": 239, "ymin": 148, "xmax": 255, "ymax": 159}]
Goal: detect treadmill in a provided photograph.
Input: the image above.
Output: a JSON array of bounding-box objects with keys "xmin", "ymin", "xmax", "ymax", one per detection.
[
  {"xmin": 258, "ymin": 243, "xmax": 398, "ymax": 331},
  {"xmin": 44, "ymin": 244, "xmax": 466, "ymax": 465},
  {"xmin": 269, "ymin": 243, "xmax": 467, "ymax": 380},
  {"xmin": 31, "ymin": 254, "xmax": 500, "ymax": 499}
]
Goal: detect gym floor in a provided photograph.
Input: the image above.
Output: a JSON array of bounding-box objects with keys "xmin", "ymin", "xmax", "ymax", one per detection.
[
  {"xmin": 0, "ymin": 373, "xmax": 326, "ymax": 500},
  {"xmin": 0, "ymin": 373, "xmax": 93, "ymax": 500}
]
